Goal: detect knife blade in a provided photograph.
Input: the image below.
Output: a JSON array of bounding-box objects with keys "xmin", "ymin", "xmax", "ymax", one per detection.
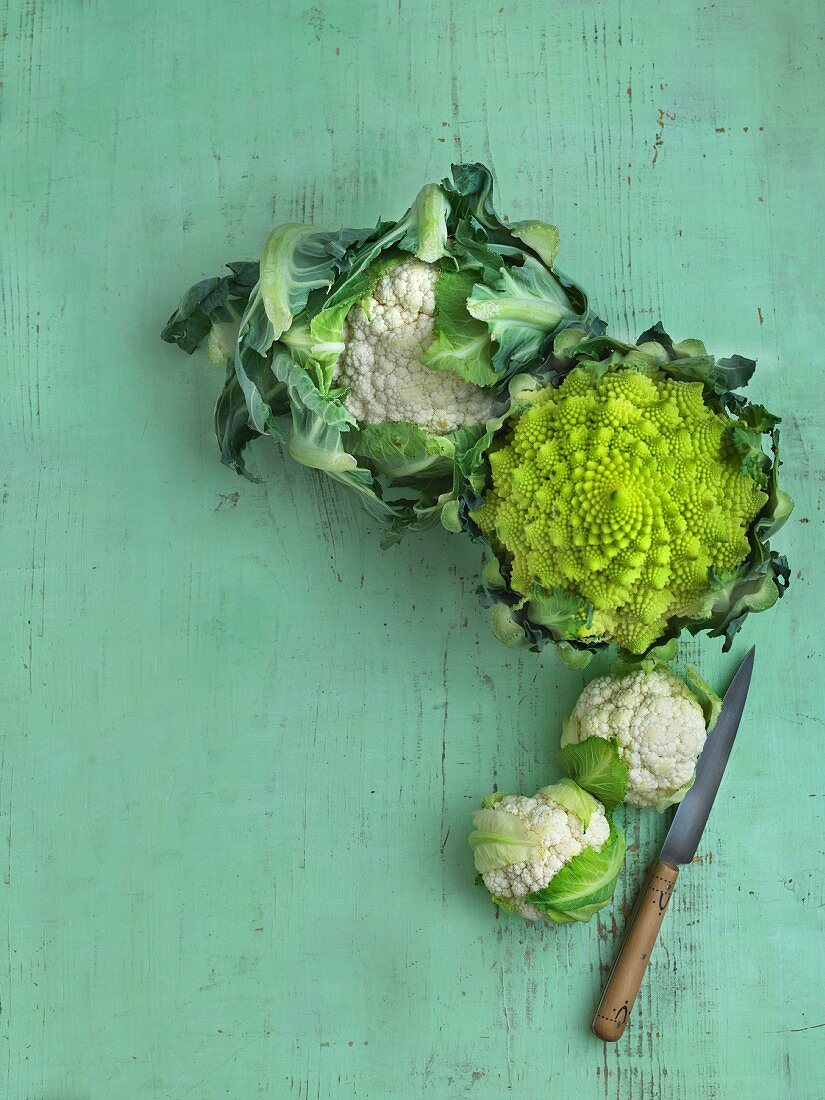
[
  {"xmin": 660, "ymin": 645, "xmax": 755, "ymax": 865},
  {"xmin": 592, "ymin": 646, "xmax": 756, "ymax": 1042}
]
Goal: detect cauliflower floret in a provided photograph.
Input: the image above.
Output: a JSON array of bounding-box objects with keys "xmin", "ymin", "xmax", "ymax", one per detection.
[
  {"xmin": 332, "ymin": 258, "xmax": 496, "ymax": 434},
  {"xmin": 480, "ymin": 791, "xmax": 611, "ymax": 922},
  {"xmin": 566, "ymin": 668, "xmax": 707, "ymax": 809}
]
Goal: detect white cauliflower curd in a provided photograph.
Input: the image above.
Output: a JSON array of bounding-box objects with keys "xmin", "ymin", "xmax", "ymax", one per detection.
[
  {"xmin": 333, "ymin": 258, "xmax": 496, "ymax": 434},
  {"xmin": 469, "ymin": 781, "xmax": 624, "ymax": 924},
  {"xmin": 563, "ymin": 668, "xmax": 710, "ymax": 811}
]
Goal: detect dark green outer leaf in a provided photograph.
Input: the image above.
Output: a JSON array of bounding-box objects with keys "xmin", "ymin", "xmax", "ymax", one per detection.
[
  {"xmin": 441, "ymin": 162, "xmax": 501, "ymax": 232},
  {"xmin": 440, "ymin": 164, "xmax": 604, "ymax": 383},
  {"xmin": 162, "ymin": 262, "xmax": 259, "ymax": 354},
  {"xmin": 214, "ymin": 367, "xmax": 287, "ymax": 480},
  {"xmin": 163, "ymin": 261, "xmax": 290, "ymax": 480}
]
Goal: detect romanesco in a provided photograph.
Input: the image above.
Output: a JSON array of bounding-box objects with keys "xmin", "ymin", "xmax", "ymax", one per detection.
[{"xmin": 473, "ymin": 364, "xmax": 769, "ymax": 653}]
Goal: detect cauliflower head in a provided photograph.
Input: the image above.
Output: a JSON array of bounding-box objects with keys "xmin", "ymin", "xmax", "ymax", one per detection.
[
  {"xmin": 561, "ymin": 667, "xmax": 710, "ymax": 811},
  {"xmin": 162, "ymin": 164, "xmax": 600, "ymax": 539},
  {"xmin": 473, "ymin": 364, "xmax": 769, "ymax": 653},
  {"xmin": 469, "ymin": 781, "xmax": 624, "ymax": 924},
  {"xmin": 333, "ymin": 259, "xmax": 496, "ymax": 433}
]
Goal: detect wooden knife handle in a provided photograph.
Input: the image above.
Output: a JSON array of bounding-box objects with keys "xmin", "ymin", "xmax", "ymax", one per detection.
[{"xmin": 592, "ymin": 858, "xmax": 679, "ymax": 1041}]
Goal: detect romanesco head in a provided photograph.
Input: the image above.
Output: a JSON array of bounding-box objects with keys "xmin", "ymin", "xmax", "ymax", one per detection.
[{"xmin": 473, "ymin": 366, "xmax": 768, "ymax": 653}]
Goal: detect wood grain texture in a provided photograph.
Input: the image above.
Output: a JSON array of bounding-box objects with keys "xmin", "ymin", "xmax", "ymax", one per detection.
[
  {"xmin": 593, "ymin": 860, "xmax": 680, "ymax": 1042},
  {"xmin": 1, "ymin": 0, "xmax": 822, "ymax": 1096}
]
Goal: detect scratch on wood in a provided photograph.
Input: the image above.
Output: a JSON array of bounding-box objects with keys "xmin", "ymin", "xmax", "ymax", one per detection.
[{"xmin": 652, "ymin": 109, "xmax": 676, "ymax": 165}]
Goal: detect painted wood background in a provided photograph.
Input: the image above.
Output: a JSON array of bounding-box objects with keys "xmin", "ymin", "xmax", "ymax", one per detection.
[{"xmin": 3, "ymin": 1, "xmax": 823, "ymax": 1096}]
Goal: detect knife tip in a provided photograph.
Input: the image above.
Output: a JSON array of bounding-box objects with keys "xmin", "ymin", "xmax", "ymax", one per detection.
[{"xmin": 732, "ymin": 645, "xmax": 756, "ymax": 688}]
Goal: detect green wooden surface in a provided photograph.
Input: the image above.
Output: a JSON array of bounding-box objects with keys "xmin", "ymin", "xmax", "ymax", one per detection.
[{"xmin": 3, "ymin": 1, "xmax": 823, "ymax": 1096}]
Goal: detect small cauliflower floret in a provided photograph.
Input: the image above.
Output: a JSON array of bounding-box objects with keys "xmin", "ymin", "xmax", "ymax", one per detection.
[
  {"xmin": 483, "ymin": 794, "xmax": 610, "ymax": 920},
  {"xmin": 333, "ymin": 259, "xmax": 496, "ymax": 434},
  {"xmin": 469, "ymin": 782, "xmax": 621, "ymax": 924},
  {"xmin": 564, "ymin": 668, "xmax": 708, "ymax": 810}
]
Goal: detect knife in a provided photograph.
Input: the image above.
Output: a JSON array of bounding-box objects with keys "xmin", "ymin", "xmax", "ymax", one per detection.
[{"xmin": 591, "ymin": 646, "xmax": 756, "ymax": 1042}]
